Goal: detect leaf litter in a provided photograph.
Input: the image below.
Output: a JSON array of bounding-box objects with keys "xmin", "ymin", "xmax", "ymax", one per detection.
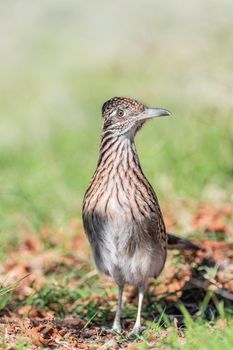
[{"xmin": 0, "ymin": 203, "xmax": 232, "ymax": 349}]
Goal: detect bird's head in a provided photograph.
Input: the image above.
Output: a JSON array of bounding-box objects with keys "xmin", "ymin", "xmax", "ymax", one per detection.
[{"xmin": 101, "ymin": 97, "xmax": 171, "ymax": 137}]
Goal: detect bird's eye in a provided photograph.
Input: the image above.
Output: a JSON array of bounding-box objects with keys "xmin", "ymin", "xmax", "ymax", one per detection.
[{"xmin": 117, "ymin": 109, "xmax": 124, "ymax": 117}]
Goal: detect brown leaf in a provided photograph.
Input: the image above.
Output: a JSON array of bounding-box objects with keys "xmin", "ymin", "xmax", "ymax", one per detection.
[
  {"xmin": 192, "ymin": 204, "xmax": 232, "ymax": 233},
  {"xmin": 24, "ymin": 235, "xmax": 41, "ymax": 252}
]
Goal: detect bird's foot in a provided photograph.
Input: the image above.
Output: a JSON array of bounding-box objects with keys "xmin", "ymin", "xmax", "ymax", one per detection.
[
  {"xmin": 111, "ymin": 322, "xmax": 122, "ymax": 334},
  {"xmin": 101, "ymin": 325, "xmax": 122, "ymax": 335},
  {"xmin": 128, "ymin": 325, "xmax": 146, "ymax": 338},
  {"xmin": 112, "ymin": 326, "xmax": 122, "ymax": 334}
]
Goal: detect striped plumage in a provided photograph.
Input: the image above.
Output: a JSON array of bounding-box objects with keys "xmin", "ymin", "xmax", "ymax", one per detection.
[{"xmin": 82, "ymin": 97, "xmax": 171, "ymax": 334}]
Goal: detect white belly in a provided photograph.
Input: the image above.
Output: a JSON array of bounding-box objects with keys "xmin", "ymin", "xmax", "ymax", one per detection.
[{"xmin": 92, "ymin": 214, "xmax": 166, "ymax": 286}]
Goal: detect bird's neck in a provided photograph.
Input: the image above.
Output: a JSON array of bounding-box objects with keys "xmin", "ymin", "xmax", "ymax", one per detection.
[{"xmin": 97, "ymin": 130, "xmax": 141, "ymax": 171}]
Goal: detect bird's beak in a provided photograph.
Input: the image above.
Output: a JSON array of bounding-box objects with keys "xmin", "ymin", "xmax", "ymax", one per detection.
[{"xmin": 136, "ymin": 108, "xmax": 172, "ymax": 121}]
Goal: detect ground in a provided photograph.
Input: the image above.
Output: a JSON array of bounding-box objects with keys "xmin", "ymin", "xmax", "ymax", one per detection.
[{"xmin": 1, "ymin": 204, "xmax": 233, "ymax": 349}]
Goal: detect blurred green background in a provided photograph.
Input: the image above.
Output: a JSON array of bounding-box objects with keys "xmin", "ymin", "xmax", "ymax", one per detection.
[{"xmin": 0, "ymin": 0, "xmax": 232, "ymax": 243}]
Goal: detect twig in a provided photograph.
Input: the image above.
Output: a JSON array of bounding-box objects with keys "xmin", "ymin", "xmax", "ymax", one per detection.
[
  {"xmin": 76, "ymin": 270, "xmax": 98, "ymax": 287},
  {"xmin": 79, "ymin": 311, "xmax": 98, "ymax": 332},
  {"xmin": 190, "ymin": 277, "xmax": 233, "ymax": 301}
]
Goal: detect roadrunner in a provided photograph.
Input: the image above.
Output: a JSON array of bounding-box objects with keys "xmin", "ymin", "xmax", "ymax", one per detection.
[{"xmin": 82, "ymin": 96, "xmax": 171, "ymax": 334}]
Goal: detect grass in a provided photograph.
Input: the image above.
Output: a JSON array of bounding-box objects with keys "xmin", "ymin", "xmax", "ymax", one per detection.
[
  {"xmin": 0, "ymin": 1, "xmax": 232, "ymax": 236},
  {"xmin": 0, "ymin": 1, "xmax": 232, "ymax": 349},
  {"xmin": 1, "ymin": 257, "xmax": 233, "ymax": 348},
  {"xmin": 158, "ymin": 320, "xmax": 233, "ymax": 350}
]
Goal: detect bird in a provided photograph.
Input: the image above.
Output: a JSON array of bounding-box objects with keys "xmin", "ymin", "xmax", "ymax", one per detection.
[{"xmin": 82, "ymin": 96, "xmax": 172, "ymax": 335}]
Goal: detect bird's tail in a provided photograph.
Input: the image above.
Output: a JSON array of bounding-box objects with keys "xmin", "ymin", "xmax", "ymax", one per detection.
[{"xmin": 167, "ymin": 232, "xmax": 202, "ymax": 250}]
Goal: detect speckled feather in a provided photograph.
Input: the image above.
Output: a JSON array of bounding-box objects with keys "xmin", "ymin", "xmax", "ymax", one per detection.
[{"xmin": 82, "ymin": 97, "xmax": 167, "ymax": 287}]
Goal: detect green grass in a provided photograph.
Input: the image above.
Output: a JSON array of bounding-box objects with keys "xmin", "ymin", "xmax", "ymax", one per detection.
[
  {"xmin": 136, "ymin": 303, "xmax": 233, "ymax": 349},
  {"xmin": 0, "ymin": 69, "xmax": 232, "ymax": 238},
  {"xmin": 0, "ymin": 1, "xmax": 232, "ymax": 238},
  {"xmin": 157, "ymin": 320, "xmax": 233, "ymax": 350}
]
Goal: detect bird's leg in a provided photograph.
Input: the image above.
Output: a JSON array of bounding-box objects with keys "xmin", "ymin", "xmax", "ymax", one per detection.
[
  {"xmin": 112, "ymin": 285, "xmax": 124, "ymax": 333},
  {"xmin": 130, "ymin": 285, "xmax": 145, "ymax": 336}
]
